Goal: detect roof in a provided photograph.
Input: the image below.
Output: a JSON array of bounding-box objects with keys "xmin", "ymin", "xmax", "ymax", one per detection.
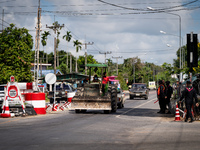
[
  {"xmin": 86, "ymin": 64, "xmax": 108, "ymax": 68},
  {"xmin": 31, "ymin": 69, "xmax": 62, "ymax": 77}
]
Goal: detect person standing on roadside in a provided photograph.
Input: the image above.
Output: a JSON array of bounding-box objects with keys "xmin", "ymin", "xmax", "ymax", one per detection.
[
  {"xmin": 165, "ymin": 81, "xmax": 173, "ymax": 114},
  {"xmin": 179, "ymin": 81, "xmax": 199, "ymax": 123},
  {"xmin": 157, "ymin": 80, "xmax": 166, "ymax": 114}
]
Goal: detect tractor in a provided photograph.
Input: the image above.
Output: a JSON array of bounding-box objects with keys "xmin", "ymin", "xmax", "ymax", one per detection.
[{"xmin": 70, "ymin": 64, "xmax": 117, "ymax": 114}]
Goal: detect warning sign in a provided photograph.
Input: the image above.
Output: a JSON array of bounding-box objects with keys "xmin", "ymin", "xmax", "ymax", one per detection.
[{"xmin": 8, "ymin": 86, "xmax": 18, "ymax": 98}]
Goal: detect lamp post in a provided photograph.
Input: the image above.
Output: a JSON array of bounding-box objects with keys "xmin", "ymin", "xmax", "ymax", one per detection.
[
  {"xmin": 147, "ymin": 7, "xmax": 182, "ymax": 82},
  {"xmin": 160, "ymin": 30, "xmax": 184, "ymax": 69}
]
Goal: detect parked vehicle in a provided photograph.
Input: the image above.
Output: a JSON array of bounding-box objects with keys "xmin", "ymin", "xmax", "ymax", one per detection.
[
  {"xmin": 117, "ymin": 89, "xmax": 125, "ymax": 108},
  {"xmin": 148, "ymin": 81, "xmax": 156, "ymax": 90},
  {"xmin": 129, "ymin": 83, "xmax": 149, "ymax": 100},
  {"xmin": 47, "ymin": 83, "xmax": 76, "ymax": 103}
]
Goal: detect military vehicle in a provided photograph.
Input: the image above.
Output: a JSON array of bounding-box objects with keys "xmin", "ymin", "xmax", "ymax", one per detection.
[{"xmin": 71, "ymin": 64, "xmax": 117, "ymax": 114}]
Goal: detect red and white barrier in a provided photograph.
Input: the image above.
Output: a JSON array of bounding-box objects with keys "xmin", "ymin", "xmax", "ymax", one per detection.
[
  {"xmin": 67, "ymin": 92, "xmax": 76, "ymax": 103},
  {"xmin": 1, "ymin": 96, "xmax": 14, "ymax": 118},
  {"xmin": 25, "ymin": 93, "xmax": 46, "ymax": 114}
]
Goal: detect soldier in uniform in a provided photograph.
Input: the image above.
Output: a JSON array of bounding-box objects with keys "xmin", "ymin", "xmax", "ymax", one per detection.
[
  {"xmin": 157, "ymin": 80, "xmax": 166, "ymax": 114},
  {"xmin": 180, "ymin": 81, "xmax": 199, "ymax": 123}
]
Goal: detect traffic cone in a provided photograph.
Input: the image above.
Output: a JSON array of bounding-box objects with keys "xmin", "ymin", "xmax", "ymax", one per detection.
[
  {"xmin": 174, "ymin": 103, "xmax": 181, "ymax": 121},
  {"xmin": 1, "ymin": 99, "xmax": 11, "ymax": 118}
]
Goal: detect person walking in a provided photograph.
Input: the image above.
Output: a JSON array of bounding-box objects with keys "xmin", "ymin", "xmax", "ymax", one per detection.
[
  {"xmin": 157, "ymin": 80, "xmax": 166, "ymax": 114},
  {"xmin": 165, "ymin": 81, "xmax": 173, "ymax": 114},
  {"xmin": 179, "ymin": 81, "xmax": 199, "ymax": 123}
]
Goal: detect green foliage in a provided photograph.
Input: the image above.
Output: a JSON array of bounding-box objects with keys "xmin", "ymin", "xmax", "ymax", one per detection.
[
  {"xmin": 77, "ymin": 55, "xmax": 98, "ymax": 74},
  {"xmin": 73, "ymin": 40, "xmax": 82, "ymax": 52},
  {"xmin": 59, "ymin": 63, "xmax": 69, "ymax": 74},
  {"xmin": 0, "ymin": 24, "xmax": 33, "ymax": 84},
  {"xmin": 116, "ymin": 73, "xmax": 128, "ymax": 90},
  {"xmin": 63, "ymin": 31, "xmax": 72, "ymax": 42}
]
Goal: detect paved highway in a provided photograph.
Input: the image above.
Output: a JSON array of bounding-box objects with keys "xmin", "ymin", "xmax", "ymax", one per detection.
[{"xmin": 0, "ymin": 90, "xmax": 200, "ymax": 150}]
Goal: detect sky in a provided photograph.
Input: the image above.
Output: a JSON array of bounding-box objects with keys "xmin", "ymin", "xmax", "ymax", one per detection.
[{"xmin": 1, "ymin": 0, "xmax": 200, "ymax": 65}]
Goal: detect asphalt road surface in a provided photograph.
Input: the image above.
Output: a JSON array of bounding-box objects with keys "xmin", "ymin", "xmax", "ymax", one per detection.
[{"xmin": 0, "ymin": 90, "xmax": 200, "ymax": 150}]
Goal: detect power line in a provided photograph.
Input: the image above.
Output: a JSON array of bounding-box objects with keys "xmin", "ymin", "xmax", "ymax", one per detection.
[{"xmin": 98, "ymin": 0, "xmax": 199, "ymax": 11}]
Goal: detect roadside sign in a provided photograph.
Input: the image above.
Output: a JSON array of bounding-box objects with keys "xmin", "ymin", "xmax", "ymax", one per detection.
[
  {"xmin": 8, "ymin": 86, "xmax": 18, "ymax": 98},
  {"xmin": 45, "ymin": 73, "xmax": 57, "ymax": 85}
]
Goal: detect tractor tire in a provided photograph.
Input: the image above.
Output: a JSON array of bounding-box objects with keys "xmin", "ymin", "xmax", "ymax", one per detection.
[
  {"xmin": 111, "ymin": 85, "xmax": 117, "ymax": 113},
  {"xmin": 118, "ymin": 102, "xmax": 123, "ymax": 109},
  {"xmin": 130, "ymin": 95, "xmax": 134, "ymax": 99}
]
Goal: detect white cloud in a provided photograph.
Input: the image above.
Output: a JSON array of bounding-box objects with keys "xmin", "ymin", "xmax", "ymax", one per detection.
[{"xmin": 1, "ymin": 0, "xmax": 200, "ymax": 66}]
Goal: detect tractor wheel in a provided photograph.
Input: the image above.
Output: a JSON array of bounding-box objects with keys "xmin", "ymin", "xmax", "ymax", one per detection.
[
  {"xmin": 111, "ymin": 85, "xmax": 117, "ymax": 112},
  {"xmin": 118, "ymin": 102, "xmax": 123, "ymax": 109},
  {"xmin": 130, "ymin": 95, "xmax": 134, "ymax": 99}
]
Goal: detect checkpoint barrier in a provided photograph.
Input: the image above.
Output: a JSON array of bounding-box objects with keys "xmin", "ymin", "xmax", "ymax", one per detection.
[
  {"xmin": 25, "ymin": 92, "xmax": 46, "ymax": 114},
  {"xmin": 67, "ymin": 92, "xmax": 75, "ymax": 103},
  {"xmin": 174, "ymin": 103, "xmax": 181, "ymax": 121}
]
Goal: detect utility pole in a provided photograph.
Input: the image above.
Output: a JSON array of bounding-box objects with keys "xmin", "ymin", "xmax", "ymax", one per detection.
[
  {"xmin": 99, "ymin": 51, "xmax": 112, "ymax": 64},
  {"xmin": 112, "ymin": 56, "xmax": 122, "ymax": 75},
  {"xmin": 46, "ymin": 21, "xmax": 64, "ymax": 75},
  {"xmin": 70, "ymin": 52, "xmax": 72, "ymax": 73},
  {"xmin": 34, "ymin": 0, "xmax": 41, "ymax": 88},
  {"xmin": 82, "ymin": 41, "xmax": 94, "ymax": 75}
]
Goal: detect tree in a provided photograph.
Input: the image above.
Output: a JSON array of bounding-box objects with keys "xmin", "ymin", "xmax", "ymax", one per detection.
[
  {"xmin": 0, "ymin": 24, "xmax": 33, "ymax": 84},
  {"xmin": 77, "ymin": 55, "xmax": 97, "ymax": 74},
  {"xmin": 59, "ymin": 63, "xmax": 69, "ymax": 74},
  {"xmin": 63, "ymin": 31, "xmax": 72, "ymax": 72},
  {"xmin": 41, "ymin": 31, "xmax": 50, "ymax": 64},
  {"xmin": 73, "ymin": 40, "xmax": 82, "ymax": 72}
]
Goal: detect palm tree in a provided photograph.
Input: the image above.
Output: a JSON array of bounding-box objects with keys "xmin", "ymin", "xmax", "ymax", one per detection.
[
  {"xmin": 73, "ymin": 40, "xmax": 82, "ymax": 72},
  {"xmin": 63, "ymin": 31, "xmax": 72, "ymax": 72},
  {"xmin": 41, "ymin": 31, "xmax": 50, "ymax": 64}
]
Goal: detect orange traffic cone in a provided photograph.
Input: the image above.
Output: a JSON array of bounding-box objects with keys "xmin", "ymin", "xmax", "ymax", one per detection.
[
  {"xmin": 174, "ymin": 103, "xmax": 181, "ymax": 121},
  {"xmin": 1, "ymin": 98, "xmax": 11, "ymax": 118}
]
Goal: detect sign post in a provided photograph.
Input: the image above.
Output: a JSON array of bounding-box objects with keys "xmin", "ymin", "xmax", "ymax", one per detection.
[{"xmin": 45, "ymin": 73, "xmax": 57, "ymax": 111}]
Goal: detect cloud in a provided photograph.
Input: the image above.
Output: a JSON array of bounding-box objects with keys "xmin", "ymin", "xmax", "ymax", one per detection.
[{"xmin": 1, "ymin": 0, "xmax": 199, "ymax": 66}]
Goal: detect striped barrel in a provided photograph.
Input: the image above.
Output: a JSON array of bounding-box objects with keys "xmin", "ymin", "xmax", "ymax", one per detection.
[{"xmin": 25, "ymin": 93, "xmax": 46, "ymax": 114}]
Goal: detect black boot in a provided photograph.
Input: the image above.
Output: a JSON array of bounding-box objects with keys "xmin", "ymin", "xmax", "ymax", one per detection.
[{"xmin": 189, "ymin": 118, "xmax": 194, "ymax": 123}]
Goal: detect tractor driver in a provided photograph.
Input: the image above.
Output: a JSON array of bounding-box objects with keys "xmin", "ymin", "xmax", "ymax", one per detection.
[{"xmin": 102, "ymin": 72, "xmax": 109, "ymax": 96}]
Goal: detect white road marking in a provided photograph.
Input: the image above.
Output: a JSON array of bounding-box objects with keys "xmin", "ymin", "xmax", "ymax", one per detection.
[{"xmin": 116, "ymin": 98, "xmax": 157, "ymax": 118}]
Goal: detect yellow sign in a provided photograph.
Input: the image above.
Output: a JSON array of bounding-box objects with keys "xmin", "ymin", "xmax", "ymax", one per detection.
[{"xmin": 198, "ymin": 42, "xmax": 200, "ymax": 48}]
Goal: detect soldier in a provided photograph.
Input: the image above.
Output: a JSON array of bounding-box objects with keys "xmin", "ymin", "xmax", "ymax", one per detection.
[
  {"xmin": 179, "ymin": 81, "xmax": 199, "ymax": 123},
  {"xmin": 165, "ymin": 81, "xmax": 173, "ymax": 114},
  {"xmin": 157, "ymin": 80, "xmax": 166, "ymax": 114}
]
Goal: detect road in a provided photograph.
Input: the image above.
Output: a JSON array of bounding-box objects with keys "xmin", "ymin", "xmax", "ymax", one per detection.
[{"xmin": 0, "ymin": 90, "xmax": 200, "ymax": 150}]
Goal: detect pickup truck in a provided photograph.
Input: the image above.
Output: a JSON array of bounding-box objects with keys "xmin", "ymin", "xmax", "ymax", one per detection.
[{"xmin": 47, "ymin": 83, "xmax": 76, "ymax": 103}]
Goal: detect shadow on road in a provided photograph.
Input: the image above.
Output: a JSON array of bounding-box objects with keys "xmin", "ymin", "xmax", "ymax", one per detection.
[
  {"xmin": 115, "ymin": 107, "xmax": 174, "ymax": 118},
  {"xmin": 69, "ymin": 107, "xmax": 174, "ymax": 118}
]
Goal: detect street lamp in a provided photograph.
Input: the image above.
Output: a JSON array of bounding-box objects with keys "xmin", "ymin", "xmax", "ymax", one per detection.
[
  {"xmin": 160, "ymin": 30, "xmax": 184, "ymax": 69},
  {"xmin": 147, "ymin": 6, "xmax": 182, "ymax": 82}
]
